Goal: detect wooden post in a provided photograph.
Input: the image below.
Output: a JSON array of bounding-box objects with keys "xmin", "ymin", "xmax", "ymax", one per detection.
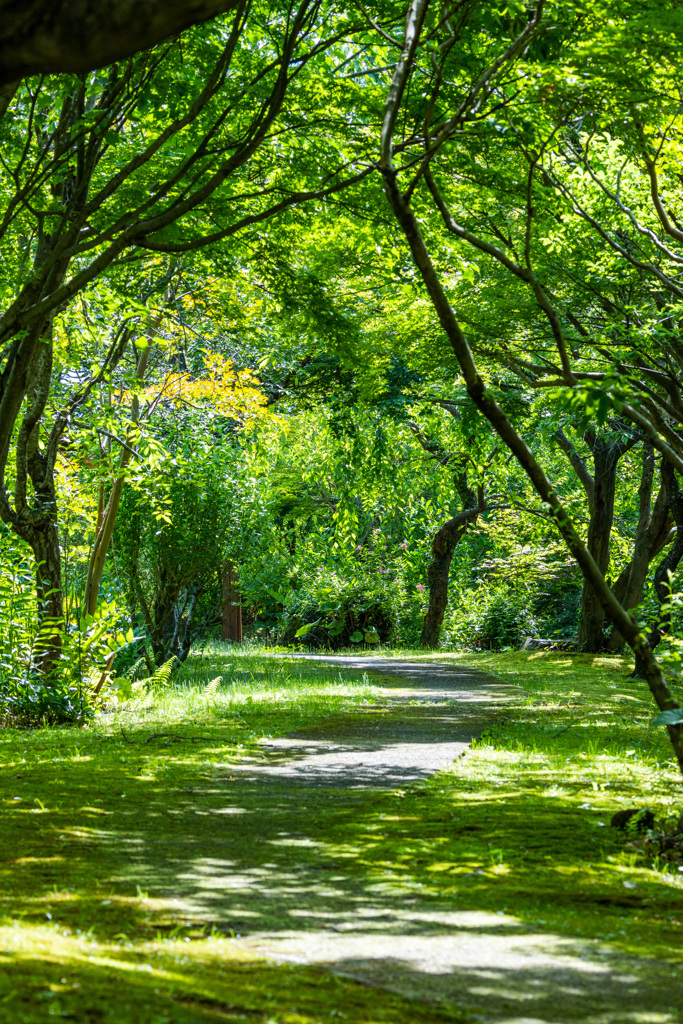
[{"xmin": 222, "ymin": 563, "xmax": 242, "ymax": 642}]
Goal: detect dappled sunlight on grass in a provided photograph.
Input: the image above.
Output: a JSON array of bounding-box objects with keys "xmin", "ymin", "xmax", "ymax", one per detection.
[
  {"xmin": 1, "ymin": 647, "xmax": 682, "ymax": 1020},
  {"xmin": 0, "ymin": 650, "xmax": 461, "ymax": 1022},
  {"xmin": 328, "ymin": 767, "xmax": 683, "ymax": 976},
  {"xmin": 100, "ymin": 644, "xmax": 379, "ymax": 740},
  {"xmin": 0, "ymin": 921, "xmax": 462, "ymax": 1023}
]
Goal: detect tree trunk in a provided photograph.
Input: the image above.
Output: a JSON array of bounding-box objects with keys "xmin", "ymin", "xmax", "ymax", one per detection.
[
  {"xmin": 83, "ymin": 477, "xmax": 125, "ymax": 616},
  {"xmin": 633, "ymin": 477, "xmax": 683, "ymax": 676},
  {"xmin": 420, "ymin": 507, "xmax": 481, "ymax": 648},
  {"xmin": 83, "ymin": 326, "xmax": 153, "ymax": 617},
  {"xmin": 608, "ymin": 447, "xmax": 673, "ymax": 651},
  {"xmin": 556, "ymin": 427, "xmax": 641, "ymax": 652},
  {"xmin": 577, "ymin": 437, "xmax": 620, "ymax": 652},
  {"xmin": 407, "ymin": 423, "xmax": 483, "ymax": 649},
  {"xmin": 4, "ymin": 317, "xmax": 67, "ymax": 680},
  {"xmin": 27, "ymin": 517, "xmax": 64, "ymax": 677},
  {"xmin": 147, "ymin": 580, "xmax": 203, "ymax": 666}
]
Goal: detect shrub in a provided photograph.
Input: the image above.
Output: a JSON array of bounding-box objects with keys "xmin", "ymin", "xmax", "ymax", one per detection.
[
  {"xmin": 442, "ymin": 584, "xmax": 537, "ymax": 651},
  {"xmin": 277, "ymin": 557, "xmax": 424, "ymax": 649},
  {"xmin": 0, "ymin": 677, "xmax": 95, "ymax": 727},
  {"xmin": 474, "ymin": 588, "xmax": 537, "ymax": 650}
]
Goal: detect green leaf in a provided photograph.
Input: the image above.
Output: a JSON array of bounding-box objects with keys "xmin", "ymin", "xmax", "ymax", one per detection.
[
  {"xmin": 294, "ymin": 617, "xmax": 321, "ymax": 638},
  {"xmin": 117, "ymin": 679, "xmax": 133, "ymax": 701},
  {"xmin": 596, "ymin": 391, "xmax": 612, "ymax": 424},
  {"xmin": 364, "ymin": 631, "xmax": 380, "ymax": 644},
  {"xmin": 652, "ymin": 709, "xmax": 683, "ymax": 727},
  {"xmin": 350, "ymin": 631, "xmax": 363, "ymax": 643}
]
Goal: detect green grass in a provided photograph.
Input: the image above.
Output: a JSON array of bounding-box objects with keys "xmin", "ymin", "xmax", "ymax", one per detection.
[
  {"xmin": 1, "ymin": 648, "xmax": 465, "ymax": 1023},
  {"xmin": 0, "ymin": 644, "xmax": 682, "ymax": 1021},
  {"xmin": 118, "ymin": 645, "xmax": 378, "ymax": 741},
  {"xmin": 341, "ymin": 650, "xmax": 683, "ymax": 956}
]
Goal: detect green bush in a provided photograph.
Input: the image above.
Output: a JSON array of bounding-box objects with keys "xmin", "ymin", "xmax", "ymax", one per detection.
[
  {"xmin": 274, "ymin": 542, "xmax": 425, "ymax": 649},
  {"xmin": 442, "ymin": 584, "xmax": 537, "ymax": 651},
  {"xmin": 474, "ymin": 589, "xmax": 537, "ymax": 650},
  {"xmin": 0, "ymin": 529, "xmax": 136, "ymax": 724},
  {"xmin": 0, "ymin": 677, "xmax": 95, "ymax": 726}
]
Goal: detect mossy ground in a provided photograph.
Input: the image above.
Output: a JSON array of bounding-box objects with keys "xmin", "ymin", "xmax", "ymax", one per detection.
[
  {"xmin": 339, "ymin": 654, "xmax": 683, "ymax": 952},
  {"xmin": 1, "ymin": 646, "xmax": 682, "ymax": 1021}
]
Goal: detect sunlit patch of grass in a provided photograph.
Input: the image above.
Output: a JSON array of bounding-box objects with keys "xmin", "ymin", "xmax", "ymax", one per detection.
[
  {"xmin": 1, "ymin": 645, "xmax": 683, "ymax": 1019},
  {"xmin": 0, "ymin": 649, "xmax": 469, "ymax": 1022},
  {"xmin": 0, "ymin": 921, "xmax": 465, "ymax": 1023},
  {"xmin": 88, "ymin": 645, "xmax": 379, "ymax": 751},
  {"xmin": 330, "ymin": 751, "xmax": 683, "ymax": 964}
]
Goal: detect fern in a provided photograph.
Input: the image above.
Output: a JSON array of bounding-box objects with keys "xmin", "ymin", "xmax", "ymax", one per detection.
[
  {"xmin": 124, "ymin": 657, "xmax": 146, "ymax": 682},
  {"xmin": 122, "ymin": 679, "xmax": 153, "ymax": 710},
  {"xmin": 114, "ymin": 656, "xmax": 176, "ymax": 706},
  {"xmin": 147, "ymin": 657, "xmax": 177, "ymax": 689},
  {"xmin": 204, "ymin": 676, "xmax": 222, "ymax": 696}
]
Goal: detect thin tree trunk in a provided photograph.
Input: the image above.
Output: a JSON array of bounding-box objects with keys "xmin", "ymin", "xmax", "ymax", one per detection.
[
  {"xmin": 82, "ymin": 326, "xmax": 153, "ymax": 617},
  {"xmin": 222, "ymin": 563, "xmax": 243, "ymax": 642},
  {"xmin": 10, "ymin": 317, "xmax": 66, "ymax": 677},
  {"xmin": 577, "ymin": 436, "xmax": 626, "ymax": 651},
  {"xmin": 83, "ymin": 477, "xmax": 126, "ymax": 616},
  {"xmin": 408, "ymin": 422, "xmax": 483, "ymax": 649},
  {"xmin": 608, "ymin": 448, "xmax": 673, "ymax": 651},
  {"xmin": 149, "ymin": 581, "xmax": 203, "ymax": 665},
  {"xmin": 633, "ymin": 476, "xmax": 683, "ymax": 677},
  {"xmin": 28, "ymin": 518, "xmax": 64, "ymax": 677},
  {"xmin": 555, "ymin": 426, "xmax": 641, "ymax": 652},
  {"xmin": 421, "ymin": 507, "xmax": 481, "ymax": 647}
]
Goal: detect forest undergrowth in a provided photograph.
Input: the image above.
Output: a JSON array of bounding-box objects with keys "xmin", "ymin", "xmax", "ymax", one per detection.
[{"xmin": 0, "ymin": 646, "xmax": 681, "ymax": 1022}]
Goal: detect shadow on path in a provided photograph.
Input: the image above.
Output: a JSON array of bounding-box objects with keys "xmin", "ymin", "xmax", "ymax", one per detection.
[
  {"xmin": 4, "ymin": 655, "xmax": 680, "ymax": 1023},
  {"xmin": 124, "ymin": 657, "xmax": 683, "ymax": 1024},
  {"xmin": 238, "ymin": 656, "xmax": 518, "ymax": 788}
]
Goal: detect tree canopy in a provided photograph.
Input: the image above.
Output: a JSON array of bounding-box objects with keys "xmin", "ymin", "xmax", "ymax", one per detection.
[{"xmin": 2, "ymin": 0, "xmax": 683, "ymax": 772}]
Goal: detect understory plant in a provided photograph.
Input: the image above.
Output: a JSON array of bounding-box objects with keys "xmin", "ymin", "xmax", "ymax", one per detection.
[
  {"xmin": 440, "ymin": 583, "xmax": 537, "ymax": 651},
  {"xmin": 0, "ymin": 600, "xmax": 135, "ymax": 726},
  {"xmin": 0, "ymin": 532, "xmax": 136, "ymax": 724},
  {"xmin": 272, "ymin": 538, "xmax": 427, "ymax": 648}
]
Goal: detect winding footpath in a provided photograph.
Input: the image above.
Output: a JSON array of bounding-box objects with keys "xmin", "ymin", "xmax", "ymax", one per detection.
[{"xmin": 150, "ymin": 657, "xmax": 683, "ymax": 1024}]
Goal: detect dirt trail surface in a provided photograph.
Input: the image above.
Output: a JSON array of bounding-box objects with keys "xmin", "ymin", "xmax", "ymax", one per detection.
[{"xmin": 135, "ymin": 656, "xmax": 683, "ymax": 1024}]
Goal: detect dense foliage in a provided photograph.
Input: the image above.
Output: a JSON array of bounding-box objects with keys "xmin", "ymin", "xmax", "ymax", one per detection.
[{"xmin": 1, "ymin": 0, "xmax": 683, "ymax": 771}]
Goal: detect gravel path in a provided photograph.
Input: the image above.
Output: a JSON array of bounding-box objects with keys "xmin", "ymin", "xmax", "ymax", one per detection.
[{"xmin": 148, "ymin": 656, "xmax": 683, "ymax": 1024}]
